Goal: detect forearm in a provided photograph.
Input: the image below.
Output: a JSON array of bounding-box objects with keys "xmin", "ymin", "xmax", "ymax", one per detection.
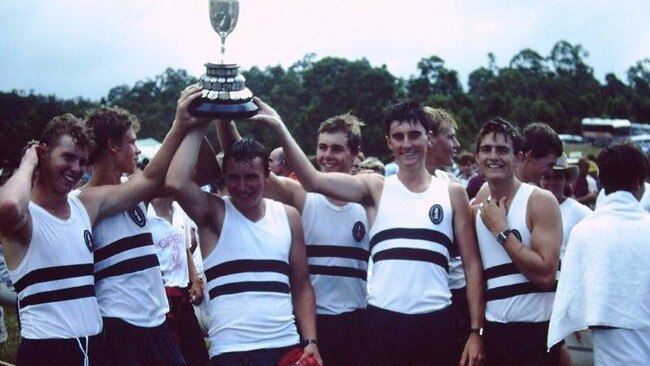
[
  {"xmin": 503, "ymin": 239, "xmax": 557, "ymax": 288},
  {"xmin": 270, "ymin": 121, "xmax": 320, "ymax": 190},
  {"xmin": 187, "ymin": 248, "xmax": 200, "ymax": 283},
  {"xmin": 142, "ymin": 123, "xmax": 186, "ymax": 187},
  {"xmin": 464, "ymin": 259, "xmax": 485, "ymax": 329},
  {"xmin": 292, "ymin": 283, "xmax": 318, "ymax": 340},
  {"xmin": 166, "ymin": 127, "xmax": 207, "ymax": 192},
  {"xmin": 215, "ymin": 120, "xmax": 241, "ymax": 151}
]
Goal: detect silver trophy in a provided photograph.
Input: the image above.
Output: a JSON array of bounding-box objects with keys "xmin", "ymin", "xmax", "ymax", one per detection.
[{"xmin": 190, "ymin": 0, "xmax": 258, "ymax": 119}]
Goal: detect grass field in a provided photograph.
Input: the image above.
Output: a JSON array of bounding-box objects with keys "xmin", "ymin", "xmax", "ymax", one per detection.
[{"xmin": 0, "ymin": 305, "xmax": 19, "ymax": 364}]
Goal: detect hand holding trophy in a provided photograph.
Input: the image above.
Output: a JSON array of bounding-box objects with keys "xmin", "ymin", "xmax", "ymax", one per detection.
[{"xmin": 189, "ymin": 0, "xmax": 258, "ymax": 119}]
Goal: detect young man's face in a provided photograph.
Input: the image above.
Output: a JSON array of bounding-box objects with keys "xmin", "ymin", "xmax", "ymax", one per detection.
[
  {"xmin": 115, "ymin": 128, "xmax": 141, "ymax": 175},
  {"xmin": 224, "ymin": 156, "xmax": 267, "ymax": 212},
  {"xmin": 428, "ymin": 124, "xmax": 460, "ymax": 168},
  {"xmin": 316, "ymin": 131, "xmax": 354, "ymax": 174},
  {"xmin": 477, "ymin": 132, "xmax": 516, "ymax": 182},
  {"xmin": 459, "ymin": 161, "xmax": 474, "ymax": 177},
  {"xmin": 386, "ymin": 121, "xmax": 432, "ymax": 169},
  {"xmin": 520, "ymin": 151, "xmax": 558, "ymax": 185},
  {"xmin": 40, "ymin": 134, "xmax": 89, "ymax": 194}
]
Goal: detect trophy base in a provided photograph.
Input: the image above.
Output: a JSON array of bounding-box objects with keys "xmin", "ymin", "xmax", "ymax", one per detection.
[{"xmin": 189, "ymin": 98, "xmax": 258, "ymax": 119}]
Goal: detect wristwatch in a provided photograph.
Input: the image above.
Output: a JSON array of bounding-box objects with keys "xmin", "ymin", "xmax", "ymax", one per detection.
[
  {"xmin": 496, "ymin": 229, "xmax": 513, "ymax": 245},
  {"xmin": 470, "ymin": 327, "xmax": 484, "ymax": 336}
]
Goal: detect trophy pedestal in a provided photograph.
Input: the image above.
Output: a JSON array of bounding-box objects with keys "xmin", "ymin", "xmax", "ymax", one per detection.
[{"xmin": 189, "ymin": 63, "xmax": 258, "ymax": 119}]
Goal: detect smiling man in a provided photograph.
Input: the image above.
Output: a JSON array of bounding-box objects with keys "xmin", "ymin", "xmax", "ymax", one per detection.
[
  {"xmin": 166, "ymin": 125, "xmax": 321, "ymax": 366},
  {"xmin": 474, "ymin": 118, "xmax": 562, "ymax": 366}
]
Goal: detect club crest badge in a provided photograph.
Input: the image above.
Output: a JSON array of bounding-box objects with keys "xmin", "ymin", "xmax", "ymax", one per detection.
[
  {"xmin": 83, "ymin": 230, "xmax": 94, "ymax": 252},
  {"xmin": 429, "ymin": 204, "xmax": 443, "ymax": 225},
  {"xmin": 128, "ymin": 206, "xmax": 147, "ymax": 227},
  {"xmin": 352, "ymin": 221, "xmax": 366, "ymax": 242}
]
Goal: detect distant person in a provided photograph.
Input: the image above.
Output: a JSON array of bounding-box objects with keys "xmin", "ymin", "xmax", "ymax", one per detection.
[
  {"xmin": 359, "ymin": 156, "xmax": 385, "ymax": 175},
  {"xmin": 269, "ymin": 147, "xmax": 297, "ymax": 180},
  {"xmin": 573, "ymin": 158, "xmax": 598, "ymax": 208},
  {"xmin": 456, "ymin": 151, "xmax": 478, "ymax": 189},
  {"xmin": 474, "ymin": 118, "xmax": 562, "ymax": 365},
  {"xmin": 350, "ymin": 152, "xmax": 365, "ymax": 175},
  {"xmin": 148, "ymin": 196, "xmax": 210, "ymax": 366},
  {"xmin": 548, "ymin": 141, "xmax": 650, "ymax": 365}
]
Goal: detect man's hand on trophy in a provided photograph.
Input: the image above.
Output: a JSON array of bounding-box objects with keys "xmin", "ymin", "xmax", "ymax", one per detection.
[
  {"xmin": 175, "ymin": 84, "xmax": 212, "ymax": 130},
  {"xmin": 246, "ymin": 97, "xmax": 283, "ymax": 128}
]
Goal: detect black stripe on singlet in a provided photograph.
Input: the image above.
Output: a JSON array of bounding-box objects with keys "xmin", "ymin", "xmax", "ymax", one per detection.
[
  {"xmin": 308, "ymin": 265, "xmax": 367, "ymax": 280},
  {"xmin": 483, "ymin": 263, "xmax": 520, "ymax": 280},
  {"xmin": 485, "ymin": 282, "xmax": 558, "ymax": 301},
  {"xmin": 209, "ymin": 281, "xmax": 290, "ymax": 299},
  {"xmin": 483, "ymin": 263, "xmax": 558, "ymax": 301},
  {"xmin": 369, "ymin": 228, "xmax": 453, "ymax": 254},
  {"xmin": 306, "ymin": 245, "xmax": 369, "ymax": 262},
  {"xmin": 204, "ymin": 259, "xmax": 290, "ymax": 283},
  {"xmin": 13, "ymin": 263, "xmax": 94, "ymax": 293},
  {"xmin": 372, "ymin": 248, "xmax": 449, "ymax": 272},
  {"xmin": 94, "ymin": 254, "xmax": 160, "ymax": 281},
  {"xmin": 20, "ymin": 285, "xmax": 95, "ymax": 308},
  {"xmin": 93, "ymin": 233, "xmax": 153, "ymax": 263}
]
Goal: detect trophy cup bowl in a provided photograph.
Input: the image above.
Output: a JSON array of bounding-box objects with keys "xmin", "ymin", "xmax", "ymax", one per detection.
[{"xmin": 189, "ymin": 0, "xmax": 258, "ymax": 119}]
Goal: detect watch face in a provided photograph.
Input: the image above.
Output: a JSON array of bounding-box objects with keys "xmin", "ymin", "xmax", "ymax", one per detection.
[{"xmin": 497, "ymin": 231, "xmax": 509, "ymax": 245}]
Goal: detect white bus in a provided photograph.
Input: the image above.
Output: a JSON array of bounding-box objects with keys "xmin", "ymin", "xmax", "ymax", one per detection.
[{"xmin": 581, "ymin": 118, "xmax": 650, "ymax": 147}]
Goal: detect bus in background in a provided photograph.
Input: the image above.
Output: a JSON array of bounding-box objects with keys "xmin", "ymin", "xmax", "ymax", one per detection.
[{"xmin": 581, "ymin": 118, "xmax": 650, "ymax": 147}]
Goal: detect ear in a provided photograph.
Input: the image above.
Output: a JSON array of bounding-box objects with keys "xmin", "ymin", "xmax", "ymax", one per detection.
[
  {"xmin": 107, "ymin": 138, "xmax": 119, "ymax": 154},
  {"xmin": 426, "ymin": 130, "xmax": 435, "ymax": 147}
]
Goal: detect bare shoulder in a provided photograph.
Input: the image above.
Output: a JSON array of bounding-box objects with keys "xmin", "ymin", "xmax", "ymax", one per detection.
[{"xmin": 527, "ymin": 186, "xmax": 561, "ymax": 224}]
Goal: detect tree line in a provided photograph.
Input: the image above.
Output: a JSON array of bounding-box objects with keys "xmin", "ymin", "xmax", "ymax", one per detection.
[{"xmin": 1, "ymin": 40, "xmax": 649, "ymax": 166}]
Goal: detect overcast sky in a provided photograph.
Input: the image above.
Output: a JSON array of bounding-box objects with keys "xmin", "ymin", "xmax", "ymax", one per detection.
[{"xmin": 1, "ymin": 0, "xmax": 649, "ymax": 100}]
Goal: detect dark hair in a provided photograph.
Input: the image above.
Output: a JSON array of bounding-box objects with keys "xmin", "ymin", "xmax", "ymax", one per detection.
[
  {"xmin": 598, "ymin": 141, "xmax": 648, "ymax": 194},
  {"xmin": 475, "ymin": 118, "xmax": 522, "ymax": 154},
  {"xmin": 521, "ymin": 122, "xmax": 562, "ymax": 159},
  {"xmin": 84, "ymin": 106, "xmax": 141, "ymax": 163},
  {"xmin": 318, "ymin": 113, "xmax": 364, "ymax": 155},
  {"xmin": 222, "ymin": 138, "xmax": 270, "ymax": 177},
  {"xmin": 383, "ymin": 100, "xmax": 432, "ymax": 136},
  {"xmin": 41, "ymin": 114, "xmax": 93, "ymax": 152},
  {"xmin": 457, "ymin": 151, "xmax": 476, "ymax": 165}
]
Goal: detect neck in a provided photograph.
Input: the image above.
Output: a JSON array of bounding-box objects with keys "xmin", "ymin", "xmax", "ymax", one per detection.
[
  {"xmin": 234, "ymin": 199, "xmax": 266, "ymax": 222},
  {"xmin": 31, "ymin": 178, "xmax": 70, "ymax": 218},
  {"xmin": 397, "ymin": 165, "xmax": 432, "ymax": 193},
  {"xmin": 86, "ymin": 158, "xmax": 122, "ymax": 187},
  {"xmin": 487, "ymin": 176, "xmax": 521, "ymax": 202}
]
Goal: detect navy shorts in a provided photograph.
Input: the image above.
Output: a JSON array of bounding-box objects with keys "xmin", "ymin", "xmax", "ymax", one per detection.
[{"xmin": 17, "ymin": 333, "xmax": 111, "ymax": 366}]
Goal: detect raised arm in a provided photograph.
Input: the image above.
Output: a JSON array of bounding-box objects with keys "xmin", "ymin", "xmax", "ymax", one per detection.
[
  {"xmin": 481, "ymin": 189, "xmax": 561, "ymax": 289},
  {"xmin": 247, "ymin": 98, "xmax": 379, "ymax": 205},
  {"xmin": 0, "ymin": 145, "xmax": 38, "ymax": 267},
  {"xmin": 80, "ymin": 85, "xmax": 207, "ymax": 223},
  {"xmin": 285, "ymin": 205, "xmax": 322, "ymax": 365},
  {"xmin": 449, "ymin": 183, "xmax": 485, "ymax": 366}
]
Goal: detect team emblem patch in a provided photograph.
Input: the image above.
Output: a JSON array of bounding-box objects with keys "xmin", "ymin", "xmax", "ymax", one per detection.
[
  {"xmin": 511, "ymin": 229, "xmax": 522, "ymax": 242},
  {"xmin": 429, "ymin": 204, "xmax": 443, "ymax": 225},
  {"xmin": 352, "ymin": 221, "xmax": 366, "ymax": 242},
  {"xmin": 83, "ymin": 230, "xmax": 94, "ymax": 252},
  {"xmin": 128, "ymin": 206, "xmax": 147, "ymax": 227}
]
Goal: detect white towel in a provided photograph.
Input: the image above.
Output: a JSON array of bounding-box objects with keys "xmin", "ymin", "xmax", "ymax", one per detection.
[{"xmin": 548, "ymin": 191, "xmax": 650, "ymax": 349}]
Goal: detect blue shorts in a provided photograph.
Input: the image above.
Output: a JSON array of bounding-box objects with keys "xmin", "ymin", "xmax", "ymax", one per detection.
[{"xmin": 17, "ymin": 333, "xmax": 111, "ymax": 366}]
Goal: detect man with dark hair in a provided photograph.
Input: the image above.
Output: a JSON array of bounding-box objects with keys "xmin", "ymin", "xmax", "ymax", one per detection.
[
  {"xmin": 247, "ymin": 98, "xmax": 485, "ymax": 366},
  {"xmin": 549, "ymin": 141, "xmax": 650, "ymax": 365},
  {"xmin": 80, "ymin": 85, "xmax": 206, "ymax": 366},
  {"xmin": 166, "ymin": 124, "xmax": 322, "ymax": 366},
  {"xmin": 216, "ymin": 112, "xmax": 369, "ymax": 366},
  {"xmin": 474, "ymin": 118, "xmax": 562, "ymax": 365},
  {"xmin": 517, "ymin": 123, "xmax": 563, "ymax": 184}
]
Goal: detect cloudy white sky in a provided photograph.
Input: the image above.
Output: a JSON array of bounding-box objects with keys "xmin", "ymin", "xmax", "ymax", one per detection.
[{"xmin": 1, "ymin": 0, "xmax": 649, "ymax": 100}]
